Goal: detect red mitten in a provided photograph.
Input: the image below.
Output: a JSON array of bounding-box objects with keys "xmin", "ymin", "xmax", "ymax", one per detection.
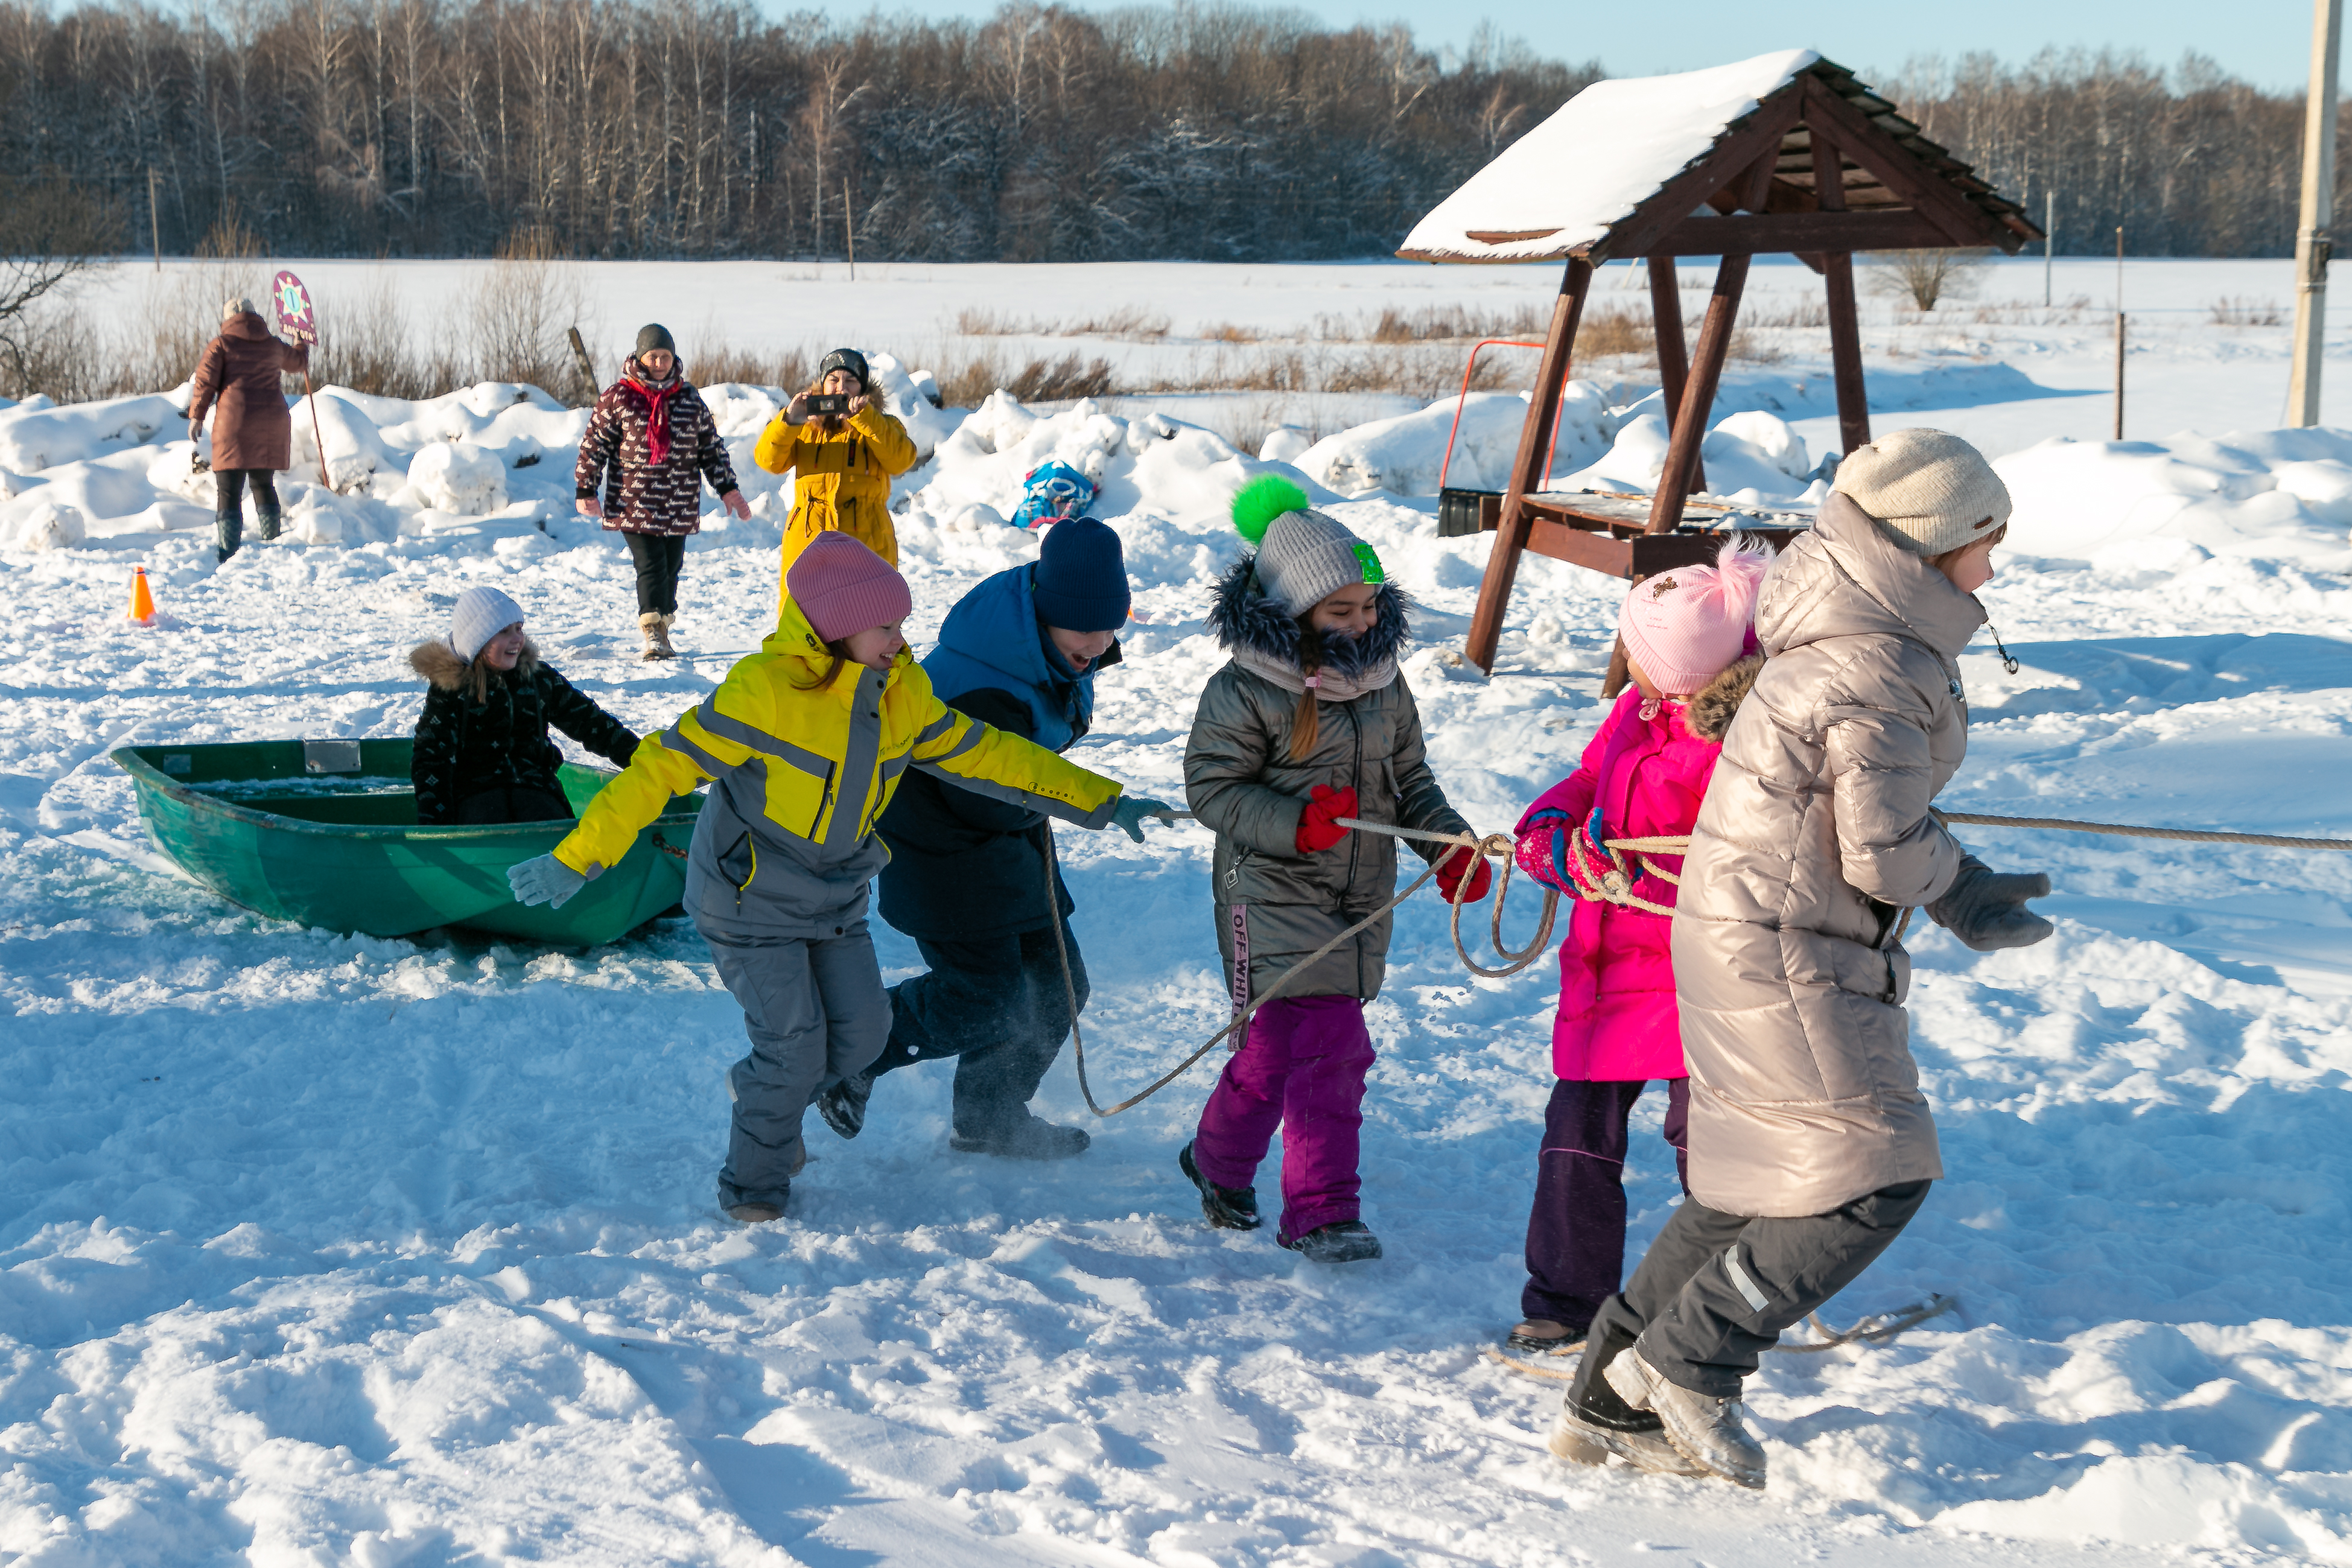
[
  {"xmin": 1295, "ymin": 784, "xmax": 1358, "ymax": 853},
  {"xmin": 1436, "ymin": 845, "xmax": 1493, "ymax": 903}
]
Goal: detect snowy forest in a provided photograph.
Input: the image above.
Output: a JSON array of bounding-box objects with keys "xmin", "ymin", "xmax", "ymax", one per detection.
[{"xmin": 0, "ymin": 0, "xmax": 2344, "ymax": 262}]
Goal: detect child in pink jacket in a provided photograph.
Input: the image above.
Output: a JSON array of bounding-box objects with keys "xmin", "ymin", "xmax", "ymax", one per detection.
[{"xmin": 1506, "ymin": 539, "xmax": 1770, "ymax": 1351}]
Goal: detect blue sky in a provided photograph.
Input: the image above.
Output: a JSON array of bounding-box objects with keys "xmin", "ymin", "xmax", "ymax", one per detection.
[{"xmin": 821, "ymin": 0, "xmax": 2338, "ymax": 94}]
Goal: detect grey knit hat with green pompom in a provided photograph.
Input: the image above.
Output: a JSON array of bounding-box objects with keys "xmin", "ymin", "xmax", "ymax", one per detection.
[{"xmin": 1230, "ymin": 474, "xmax": 1384, "ymax": 615}]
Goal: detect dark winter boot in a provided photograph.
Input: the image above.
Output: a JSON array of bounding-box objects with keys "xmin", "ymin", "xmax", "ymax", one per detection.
[
  {"xmin": 215, "ymin": 510, "xmax": 242, "ymax": 563},
  {"xmin": 1178, "ymin": 1140, "xmax": 1261, "ymax": 1230},
  {"xmin": 1551, "ymin": 1330, "xmax": 1703, "ymax": 1476},
  {"xmin": 815, "ymin": 1071, "xmax": 874, "ymax": 1141},
  {"xmin": 256, "ymin": 504, "xmax": 284, "ymax": 542},
  {"xmin": 1282, "ymin": 1220, "xmax": 1383, "ymax": 1263},
  {"xmin": 950, "ymin": 1112, "xmax": 1090, "ymax": 1160}
]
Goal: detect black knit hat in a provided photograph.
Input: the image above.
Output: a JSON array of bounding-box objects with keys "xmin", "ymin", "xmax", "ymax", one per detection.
[
  {"xmin": 818, "ymin": 348, "xmax": 870, "ymax": 390},
  {"xmin": 635, "ymin": 323, "xmax": 676, "ymax": 356}
]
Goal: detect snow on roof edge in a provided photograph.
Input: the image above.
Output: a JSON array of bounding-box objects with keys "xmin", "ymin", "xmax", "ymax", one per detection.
[{"xmin": 1397, "ymin": 48, "xmax": 1820, "ymax": 265}]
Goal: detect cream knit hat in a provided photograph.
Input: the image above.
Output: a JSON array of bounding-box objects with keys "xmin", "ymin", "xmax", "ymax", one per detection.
[{"xmin": 1831, "ymin": 428, "xmax": 2012, "ymax": 556}]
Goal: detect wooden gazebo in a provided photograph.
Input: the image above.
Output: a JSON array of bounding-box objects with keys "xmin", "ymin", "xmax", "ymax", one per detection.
[{"xmin": 1397, "ymin": 49, "xmax": 2042, "ymax": 676}]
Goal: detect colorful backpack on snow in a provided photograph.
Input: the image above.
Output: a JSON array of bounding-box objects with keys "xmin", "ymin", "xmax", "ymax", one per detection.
[{"xmin": 1012, "ymin": 461, "xmax": 1096, "ymax": 529}]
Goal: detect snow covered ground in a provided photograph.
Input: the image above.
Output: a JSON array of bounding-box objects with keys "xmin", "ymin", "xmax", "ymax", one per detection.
[{"xmin": 6, "ymin": 257, "xmax": 2352, "ymax": 1565}]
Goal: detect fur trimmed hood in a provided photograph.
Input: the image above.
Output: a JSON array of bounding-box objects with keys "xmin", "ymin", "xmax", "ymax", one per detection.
[
  {"xmin": 1682, "ymin": 653, "xmax": 1762, "ymax": 744},
  {"xmin": 411, "ymin": 636, "xmax": 539, "ymax": 696},
  {"xmin": 1206, "ymin": 554, "xmax": 1410, "ymax": 680}
]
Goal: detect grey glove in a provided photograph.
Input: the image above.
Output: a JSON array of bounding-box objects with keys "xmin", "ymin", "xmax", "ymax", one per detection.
[
  {"xmin": 508, "ymin": 852, "xmax": 588, "ymax": 909},
  {"xmin": 1107, "ymin": 794, "xmax": 1180, "ymax": 844},
  {"xmin": 1927, "ymin": 854, "xmax": 2053, "ymax": 951}
]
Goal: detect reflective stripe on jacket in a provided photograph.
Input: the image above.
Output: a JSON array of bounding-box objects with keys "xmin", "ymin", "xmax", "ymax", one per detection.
[
  {"xmin": 551, "ymin": 594, "xmax": 1124, "ymax": 938},
  {"xmin": 754, "ymin": 404, "xmax": 918, "ymax": 576}
]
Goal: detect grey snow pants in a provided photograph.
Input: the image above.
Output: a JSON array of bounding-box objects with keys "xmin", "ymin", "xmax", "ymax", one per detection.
[
  {"xmin": 706, "ymin": 925, "xmax": 892, "ymax": 1210},
  {"xmin": 1569, "ymin": 1179, "xmax": 1931, "ymax": 1405}
]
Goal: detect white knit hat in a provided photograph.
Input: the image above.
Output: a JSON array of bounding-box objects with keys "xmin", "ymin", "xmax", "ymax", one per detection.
[
  {"xmin": 450, "ymin": 586, "xmax": 525, "ymax": 662},
  {"xmin": 221, "ymin": 297, "xmax": 257, "ymax": 321},
  {"xmin": 1831, "ymin": 428, "xmax": 2012, "ymax": 556}
]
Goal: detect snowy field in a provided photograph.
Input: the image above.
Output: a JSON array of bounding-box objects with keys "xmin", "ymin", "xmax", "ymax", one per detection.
[{"xmin": 6, "ymin": 256, "xmax": 2352, "ymax": 1564}]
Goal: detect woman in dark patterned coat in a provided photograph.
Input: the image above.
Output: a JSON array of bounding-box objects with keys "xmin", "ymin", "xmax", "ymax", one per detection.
[
  {"xmin": 409, "ymin": 586, "xmax": 644, "ymax": 826},
  {"xmin": 574, "ymin": 324, "xmax": 749, "ymax": 661}
]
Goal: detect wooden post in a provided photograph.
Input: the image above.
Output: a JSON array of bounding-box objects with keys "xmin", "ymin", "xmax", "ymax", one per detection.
[
  {"xmin": 844, "ymin": 179, "xmax": 856, "ymax": 281},
  {"xmin": 2114, "ymin": 226, "xmax": 2126, "ymax": 439},
  {"xmin": 1464, "ymin": 255, "xmax": 1592, "ymax": 673},
  {"xmin": 2289, "ymin": 0, "xmax": 2342, "ymax": 425},
  {"xmin": 1811, "ymin": 121, "xmax": 1870, "ymax": 456},
  {"xmin": 1647, "ymin": 256, "xmax": 1702, "ymax": 491},
  {"xmin": 147, "ymin": 168, "xmax": 161, "ymax": 273},
  {"xmin": 1641, "ymin": 152, "xmax": 1775, "ymax": 540},
  {"xmin": 566, "ymin": 326, "xmax": 599, "ymax": 405}
]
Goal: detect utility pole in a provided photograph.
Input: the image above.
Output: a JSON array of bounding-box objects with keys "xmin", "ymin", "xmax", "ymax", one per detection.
[
  {"xmin": 844, "ymin": 179, "xmax": 855, "ymax": 281},
  {"xmin": 148, "ymin": 168, "xmax": 162, "ymax": 273},
  {"xmin": 2043, "ymin": 190, "xmax": 2054, "ymax": 308},
  {"xmin": 2289, "ymin": 0, "xmax": 2342, "ymax": 426}
]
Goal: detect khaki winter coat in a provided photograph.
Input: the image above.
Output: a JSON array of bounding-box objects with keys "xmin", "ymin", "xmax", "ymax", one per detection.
[
  {"xmin": 1185, "ymin": 560, "xmax": 1471, "ymax": 1003},
  {"xmin": 189, "ymin": 313, "xmax": 308, "ymax": 472},
  {"xmin": 1669, "ymin": 492, "xmax": 1982, "ymax": 1217}
]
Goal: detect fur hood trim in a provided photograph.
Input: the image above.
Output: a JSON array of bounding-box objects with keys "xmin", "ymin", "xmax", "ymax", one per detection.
[
  {"xmin": 410, "ymin": 636, "xmax": 538, "ymax": 693},
  {"xmin": 1205, "ymin": 554, "xmax": 1410, "ymax": 678},
  {"xmin": 1683, "ymin": 654, "xmax": 1762, "ymax": 743}
]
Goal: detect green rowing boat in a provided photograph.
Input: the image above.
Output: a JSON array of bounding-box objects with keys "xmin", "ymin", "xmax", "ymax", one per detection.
[{"xmin": 112, "ymin": 738, "xmax": 701, "ymax": 944}]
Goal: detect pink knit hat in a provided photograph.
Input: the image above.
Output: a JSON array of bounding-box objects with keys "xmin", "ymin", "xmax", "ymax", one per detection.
[
  {"xmin": 787, "ymin": 533, "xmax": 912, "ymax": 642},
  {"xmin": 1616, "ymin": 538, "xmax": 1773, "ymax": 697}
]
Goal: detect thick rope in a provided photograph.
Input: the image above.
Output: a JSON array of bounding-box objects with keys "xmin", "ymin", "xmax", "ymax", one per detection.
[
  {"xmin": 1053, "ymin": 813, "xmax": 1554, "ymax": 1117},
  {"xmin": 1933, "ymin": 809, "xmax": 2352, "ymax": 852}
]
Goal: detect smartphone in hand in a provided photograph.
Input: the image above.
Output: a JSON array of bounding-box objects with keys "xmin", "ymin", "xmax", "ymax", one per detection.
[{"xmin": 805, "ymin": 393, "xmax": 851, "ymax": 415}]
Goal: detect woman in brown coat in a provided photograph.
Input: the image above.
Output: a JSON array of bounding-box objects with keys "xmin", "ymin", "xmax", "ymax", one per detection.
[
  {"xmin": 188, "ymin": 298, "xmax": 310, "ymax": 563},
  {"xmin": 1554, "ymin": 430, "xmax": 2055, "ymax": 1490}
]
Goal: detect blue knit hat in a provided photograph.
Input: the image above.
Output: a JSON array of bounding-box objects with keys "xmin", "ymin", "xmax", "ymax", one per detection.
[
  {"xmin": 1031, "ymin": 517, "xmax": 1130, "ymax": 632},
  {"xmin": 450, "ymin": 586, "xmax": 525, "ymax": 662}
]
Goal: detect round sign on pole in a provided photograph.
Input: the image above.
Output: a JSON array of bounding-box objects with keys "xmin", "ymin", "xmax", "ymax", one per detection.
[{"xmin": 271, "ymin": 270, "xmax": 318, "ymax": 344}]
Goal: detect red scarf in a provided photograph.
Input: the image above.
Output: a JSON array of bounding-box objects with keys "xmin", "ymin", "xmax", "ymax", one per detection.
[{"xmin": 625, "ymin": 370, "xmax": 682, "ymax": 465}]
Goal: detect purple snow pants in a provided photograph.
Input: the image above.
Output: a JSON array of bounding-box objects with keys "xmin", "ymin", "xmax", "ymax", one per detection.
[
  {"xmin": 1191, "ymin": 995, "xmax": 1375, "ymax": 1245},
  {"xmin": 1521, "ymin": 1076, "xmax": 1690, "ymax": 1330}
]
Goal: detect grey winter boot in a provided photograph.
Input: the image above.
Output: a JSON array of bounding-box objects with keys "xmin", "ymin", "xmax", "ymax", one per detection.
[
  {"xmin": 1604, "ymin": 1346, "xmax": 1767, "ymax": 1489},
  {"xmin": 256, "ymin": 503, "xmax": 284, "ymax": 542},
  {"xmin": 639, "ymin": 612, "xmax": 675, "ymax": 661},
  {"xmin": 1550, "ymin": 1345, "xmax": 1706, "ymax": 1476}
]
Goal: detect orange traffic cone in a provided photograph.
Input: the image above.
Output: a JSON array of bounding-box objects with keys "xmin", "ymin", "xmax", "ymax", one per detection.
[{"xmin": 127, "ymin": 565, "xmax": 157, "ymax": 625}]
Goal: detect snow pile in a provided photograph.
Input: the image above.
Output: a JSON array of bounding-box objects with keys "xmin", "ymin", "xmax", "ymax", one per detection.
[
  {"xmin": 407, "ymin": 439, "xmax": 510, "ymax": 515},
  {"xmin": 1997, "ymin": 428, "xmax": 2352, "ymax": 565},
  {"xmin": 7, "ymin": 338, "xmax": 2352, "ymax": 1564},
  {"xmin": 3, "ymin": 499, "xmax": 86, "ymax": 550}
]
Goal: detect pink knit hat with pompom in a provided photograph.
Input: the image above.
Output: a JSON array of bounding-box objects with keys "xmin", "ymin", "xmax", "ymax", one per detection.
[
  {"xmin": 1617, "ymin": 538, "xmax": 1773, "ymax": 697},
  {"xmin": 787, "ymin": 532, "xmax": 912, "ymax": 642}
]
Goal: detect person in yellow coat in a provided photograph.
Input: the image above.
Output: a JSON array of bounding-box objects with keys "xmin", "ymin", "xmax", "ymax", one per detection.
[
  {"xmin": 507, "ymin": 533, "xmax": 1177, "ymax": 1224},
  {"xmin": 755, "ymin": 347, "xmax": 920, "ymax": 579}
]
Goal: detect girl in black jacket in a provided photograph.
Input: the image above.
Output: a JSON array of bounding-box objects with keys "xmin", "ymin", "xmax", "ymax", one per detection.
[{"xmin": 409, "ymin": 587, "xmax": 642, "ymax": 825}]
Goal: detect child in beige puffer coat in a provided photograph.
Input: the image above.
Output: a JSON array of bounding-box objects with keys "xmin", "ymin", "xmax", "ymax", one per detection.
[{"xmin": 1553, "ymin": 430, "xmax": 2057, "ymax": 1490}]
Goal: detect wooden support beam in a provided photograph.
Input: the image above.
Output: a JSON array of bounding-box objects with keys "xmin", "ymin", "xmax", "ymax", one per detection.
[
  {"xmin": 1647, "ymin": 256, "xmax": 1702, "ymax": 492},
  {"xmin": 1646, "ymin": 209, "xmax": 1962, "ymax": 255},
  {"xmin": 1811, "ymin": 121, "xmax": 1872, "ymax": 458},
  {"xmin": 1465, "ymin": 255, "xmax": 1592, "ymax": 673}
]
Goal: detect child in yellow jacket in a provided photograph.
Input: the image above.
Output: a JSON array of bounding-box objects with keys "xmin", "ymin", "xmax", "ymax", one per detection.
[
  {"xmin": 754, "ymin": 348, "xmax": 918, "ymax": 580},
  {"xmin": 507, "ymin": 534, "xmax": 1175, "ymax": 1223}
]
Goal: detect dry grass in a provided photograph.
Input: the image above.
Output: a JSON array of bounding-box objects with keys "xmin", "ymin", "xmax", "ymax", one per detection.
[
  {"xmin": 1200, "ymin": 322, "xmax": 1257, "ymax": 343},
  {"xmin": 953, "ymin": 303, "xmax": 1168, "ymax": 338},
  {"xmin": 935, "ymin": 348, "xmax": 1116, "ymax": 405},
  {"xmin": 2211, "ymin": 296, "xmax": 2283, "ymax": 326},
  {"xmin": 693, "ymin": 340, "xmax": 813, "ymax": 392}
]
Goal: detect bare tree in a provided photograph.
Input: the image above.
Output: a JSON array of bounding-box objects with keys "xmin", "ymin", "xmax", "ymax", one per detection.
[{"xmin": 0, "ymin": 176, "xmax": 124, "ymax": 396}]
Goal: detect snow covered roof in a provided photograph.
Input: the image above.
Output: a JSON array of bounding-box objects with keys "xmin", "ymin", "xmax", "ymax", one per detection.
[{"xmin": 1397, "ymin": 51, "xmax": 2037, "ymax": 264}]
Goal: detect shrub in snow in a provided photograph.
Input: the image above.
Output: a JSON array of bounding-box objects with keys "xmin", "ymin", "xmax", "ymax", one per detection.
[
  {"xmin": 408, "ymin": 440, "xmax": 508, "ymax": 515},
  {"xmin": 1259, "ymin": 427, "xmax": 1312, "ymax": 464},
  {"xmin": 4, "ymin": 500, "xmax": 87, "ymax": 550}
]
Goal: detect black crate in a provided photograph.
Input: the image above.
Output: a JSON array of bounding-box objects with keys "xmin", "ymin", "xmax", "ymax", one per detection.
[{"xmin": 1437, "ymin": 487, "xmax": 1501, "ymax": 538}]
